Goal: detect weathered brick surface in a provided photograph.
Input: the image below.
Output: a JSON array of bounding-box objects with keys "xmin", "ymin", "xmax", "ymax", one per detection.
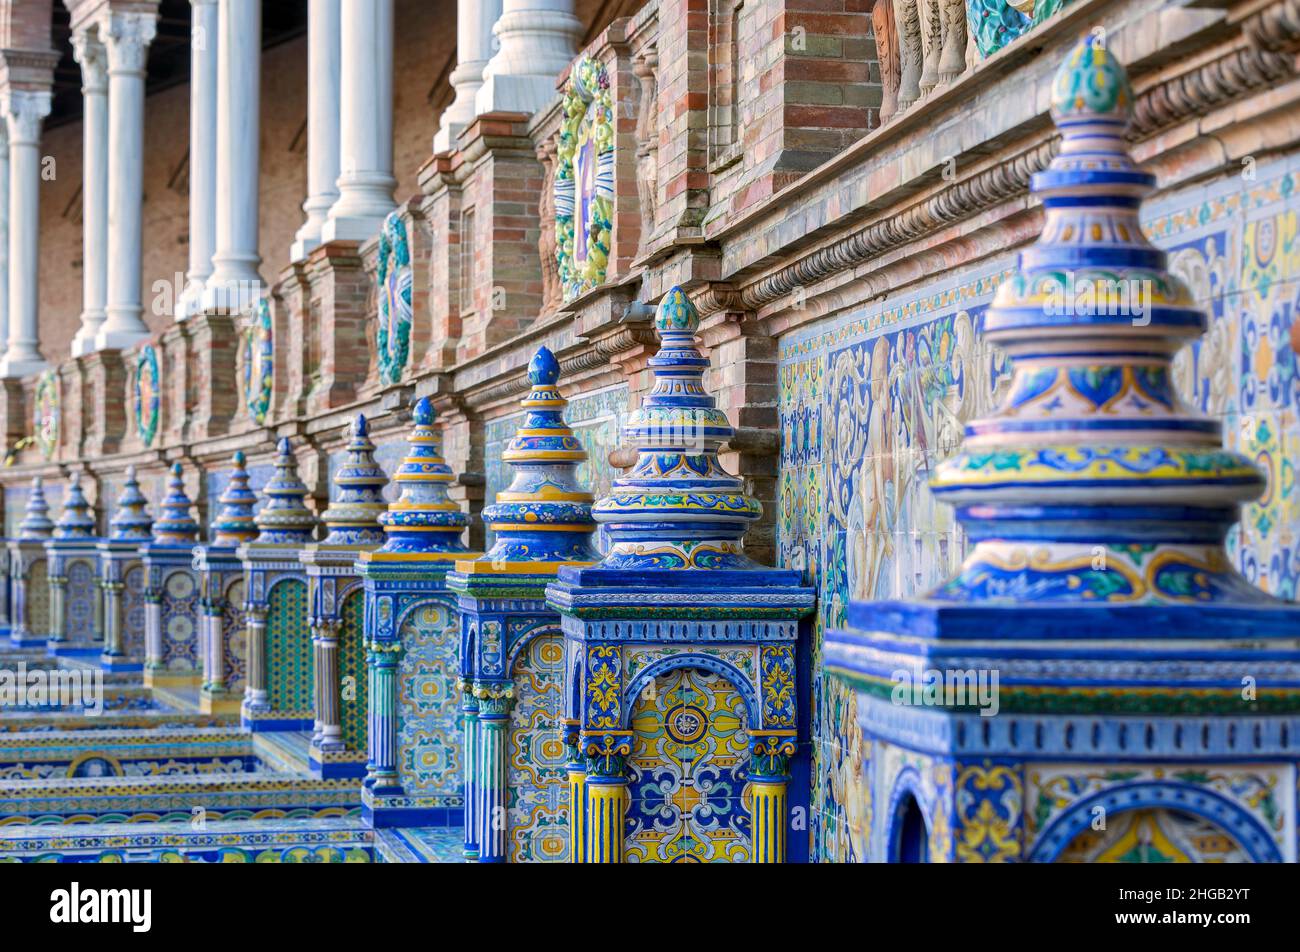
[{"xmin": 82, "ymin": 350, "xmax": 126, "ymax": 457}]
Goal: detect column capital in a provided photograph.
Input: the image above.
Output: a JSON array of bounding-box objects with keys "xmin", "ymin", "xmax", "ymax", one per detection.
[
  {"xmin": 70, "ymin": 29, "xmax": 109, "ymax": 92},
  {"xmin": 101, "ymin": 9, "xmax": 158, "ymax": 76},
  {"xmin": 1, "ymin": 88, "xmax": 51, "ymax": 145}
]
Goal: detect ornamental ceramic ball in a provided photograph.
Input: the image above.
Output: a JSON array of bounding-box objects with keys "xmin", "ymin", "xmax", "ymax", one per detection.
[
  {"xmin": 655, "ymin": 287, "xmax": 700, "ymax": 334},
  {"xmin": 530, "ymin": 346, "xmax": 561, "ymax": 386},
  {"xmin": 1050, "ymin": 33, "xmax": 1133, "ymax": 126}
]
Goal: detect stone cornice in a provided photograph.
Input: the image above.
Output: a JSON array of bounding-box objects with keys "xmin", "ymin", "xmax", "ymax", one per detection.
[{"xmin": 694, "ymin": 0, "xmax": 1300, "ymax": 329}]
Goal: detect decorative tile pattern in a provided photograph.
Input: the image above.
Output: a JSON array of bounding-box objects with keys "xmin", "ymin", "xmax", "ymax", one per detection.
[
  {"xmin": 339, "ymin": 590, "xmax": 367, "ymax": 754},
  {"xmin": 507, "ymin": 632, "xmax": 569, "ymax": 863},
  {"xmin": 625, "ymin": 667, "xmax": 752, "ymax": 863},
  {"xmin": 396, "ymin": 603, "xmax": 460, "ymax": 795},
  {"xmin": 267, "ymin": 579, "xmax": 311, "ymax": 715}
]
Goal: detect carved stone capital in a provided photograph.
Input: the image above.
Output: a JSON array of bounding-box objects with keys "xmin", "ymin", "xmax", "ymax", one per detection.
[
  {"xmin": 2, "ymin": 88, "xmax": 51, "ymax": 145},
  {"xmin": 70, "ymin": 29, "xmax": 108, "ymax": 93},
  {"xmin": 101, "ymin": 10, "xmax": 158, "ymax": 76}
]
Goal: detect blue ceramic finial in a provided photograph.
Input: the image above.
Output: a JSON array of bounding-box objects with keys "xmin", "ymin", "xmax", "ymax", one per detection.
[
  {"xmin": 54, "ymin": 473, "xmax": 97, "ymax": 540},
  {"xmin": 18, "ymin": 476, "xmax": 53, "ymax": 539},
  {"xmin": 109, "ymin": 465, "xmax": 153, "ymax": 541},
  {"xmin": 321, "ymin": 413, "xmax": 388, "ymax": 547},
  {"xmin": 153, "ymin": 462, "xmax": 199, "ymax": 543},
  {"xmin": 253, "ymin": 437, "xmax": 316, "ymax": 545},
  {"xmin": 927, "ymin": 37, "xmax": 1269, "ymax": 607},
  {"xmin": 529, "ymin": 346, "xmax": 561, "ymax": 386},
  {"xmin": 590, "ymin": 290, "xmax": 761, "ymax": 571},
  {"xmin": 211, "ymin": 451, "xmax": 259, "ymax": 546},
  {"xmin": 375, "ymin": 395, "xmax": 469, "ymax": 556},
  {"xmin": 469, "ymin": 347, "xmax": 598, "ymax": 570},
  {"xmin": 413, "ymin": 397, "xmax": 434, "ymax": 426}
]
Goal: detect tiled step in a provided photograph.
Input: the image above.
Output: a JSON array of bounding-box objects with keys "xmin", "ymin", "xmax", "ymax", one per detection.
[
  {"xmin": 0, "ymin": 725, "xmax": 259, "ymax": 780},
  {"xmin": 0, "ymin": 816, "xmax": 374, "ymax": 863},
  {"xmin": 373, "ymin": 826, "xmax": 466, "ymax": 863},
  {"xmin": 0, "ymin": 771, "xmax": 363, "ymax": 824}
]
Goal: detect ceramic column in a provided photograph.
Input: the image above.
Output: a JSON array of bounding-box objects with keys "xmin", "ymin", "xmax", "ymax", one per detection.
[
  {"xmin": 0, "ymin": 89, "xmax": 51, "ymax": 377},
  {"xmin": 433, "ymin": 0, "xmax": 501, "ymax": 152},
  {"xmin": 177, "ymin": 0, "xmax": 220, "ymax": 319},
  {"xmin": 203, "ymin": 0, "xmax": 263, "ymax": 312},
  {"xmin": 101, "ymin": 575, "xmax": 124, "ymax": 662},
  {"xmin": 144, "ymin": 593, "xmax": 163, "ymax": 671},
  {"xmin": 314, "ymin": 620, "xmax": 344, "ymax": 750},
  {"xmin": 96, "ymin": 9, "xmax": 158, "ymax": 351},
  {"xmin": 585, "ymin": 758, "xmax": 628, "ymax": 864},
  {"xmin": 748, "ymin": 739, "xmax": 793, "ymax": 863},
  {"xmin": 365, "ymin": 641, "xmax": 401, "ymax": 792},
  {"xmin": 476, "ymin": 0, "xmax": 582, "ymax": 116},
  {"xmin": 69, "ymin": 29, "xmax": 109, "ymax": 356},
  {"xmin": 243, "ymin": 606, "xmax": 269, "ymax": 712},
  {"xmin": 476, "ymin": 694, "xmax": 512, "ymax": 862},
  {"xmin": 203, "ymin": 605, "xmax": 224, "ymax": 693},
  {"xmin": 47, "ymin": 563, "xmax": 66, "ymax": 648},
  {"xmin": 291, "ymin": 0, "xmax": 340, "ymax": 260},
  {"xmin": 563, "ymin": 723, "xmax": 585, "ymax": 863},
  {"xmin": 461, "ymin": 689, "xmax": 480, "ymax": 858},
  {"xmin": 322, "ymin": 0, "xmax": 395, "ymax": 243}
]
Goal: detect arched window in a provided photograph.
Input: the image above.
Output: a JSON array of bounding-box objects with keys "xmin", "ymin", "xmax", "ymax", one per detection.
[{"xmin": 891, "ymin": 793, "xmax": 930, "ymax": 863}]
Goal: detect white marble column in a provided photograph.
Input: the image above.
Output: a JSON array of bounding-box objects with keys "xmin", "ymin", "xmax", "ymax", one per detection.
[
  {"xmin": 69, "ymin": 29, "xmax": 109, "ymax": 357},
  {"xmin": 433, "ymin": 0, "xmax": 502, "ymax": 153},
  {"xmin": 0, "ymin": 89, "xmax": 51, "ymax": 378},
  {"xmin": 96, "ymin": 9, "xmax": 158, "ymax": 351},
  {"xmin": 176, "ymin": 0, "xmax": 220, "ymax": 320},
  {"xmin": 476, "ymin": 0, "xmax": 582, "ymax": 116},
  {"xmin": 0, "ymin": 123, "xmax": 9, "ymax": 365},
  {"xmin": 290, "ymin": 0, "xmax": 340, "ymax": 261},
  {"xmin": 321, "ymin": 0, "xmax": 395, "ymax": 244},
  {"xmin": 202, "ymin": 0, "xmax": 263, "ymax": 312}
]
